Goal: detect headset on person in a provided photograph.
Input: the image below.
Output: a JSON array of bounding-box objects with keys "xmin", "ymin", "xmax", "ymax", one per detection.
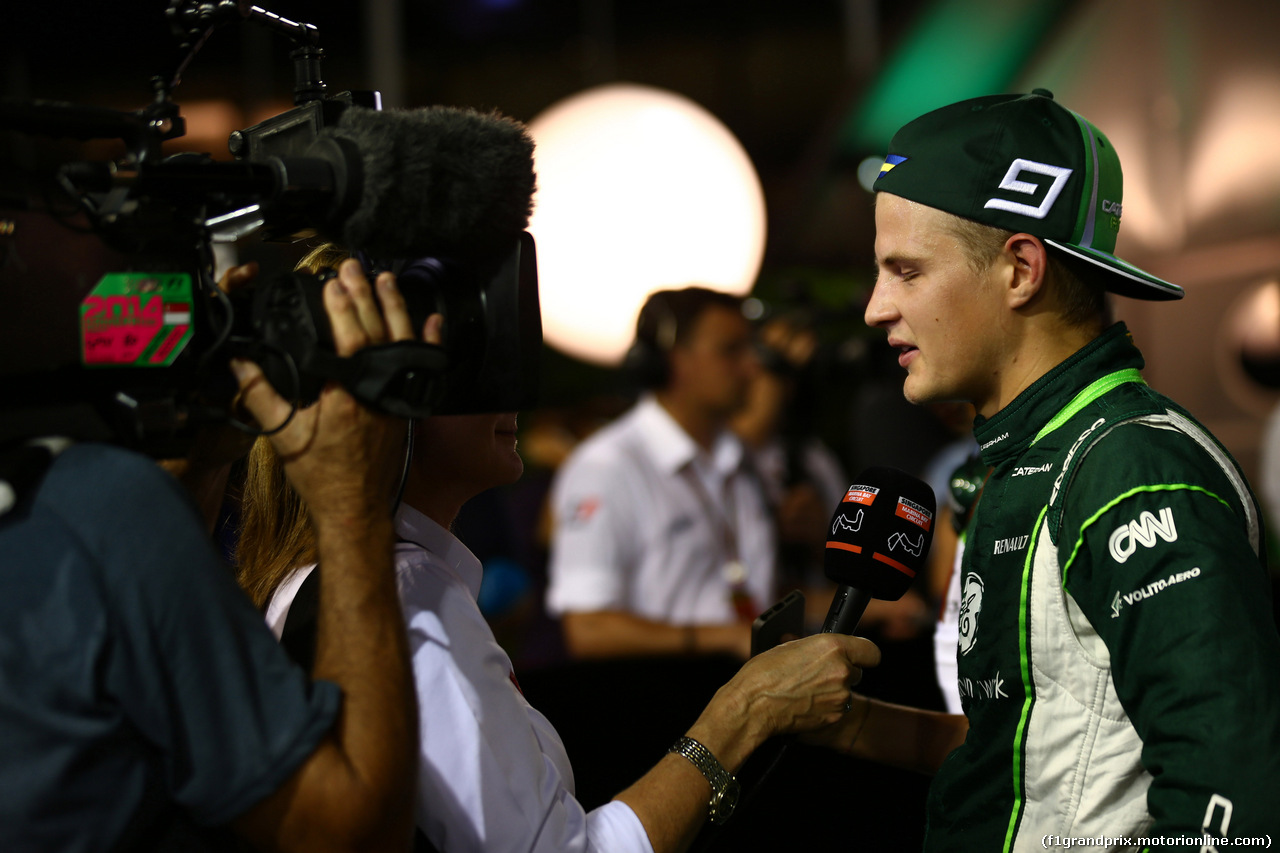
[{"xmin": 621, "ymin": 290, "xmax": 681, "ymax": 390}]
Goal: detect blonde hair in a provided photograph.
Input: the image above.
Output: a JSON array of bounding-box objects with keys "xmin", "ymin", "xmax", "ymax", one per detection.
[
  {"xmin": 235, "ymin": 437, "xmax": 317, "ymax": 608},
  {"xmin": 234, "ymin": 243, "xmax": 350, "ymax": 608}
]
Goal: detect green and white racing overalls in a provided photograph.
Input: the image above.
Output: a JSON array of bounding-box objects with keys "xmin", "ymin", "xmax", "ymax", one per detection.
[{"xmin": 925, "ymin": 323, "xmax": 1280, "ymax": 851}]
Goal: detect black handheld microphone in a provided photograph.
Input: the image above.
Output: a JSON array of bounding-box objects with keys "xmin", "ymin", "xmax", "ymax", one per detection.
[
  {"xmin": 715, "ymin": 466, "xmax": 937, "ymax": 829},
  {"xmin": 822, "ymin": 466, "xmax": 937, "ymax": 634}
]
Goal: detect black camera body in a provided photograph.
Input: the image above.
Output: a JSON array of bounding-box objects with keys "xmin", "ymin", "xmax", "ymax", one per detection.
[
  {"xmin": 232, "ymin": 232, "xmax": 539, "ymax": 421},
  {"xmin": 0, "ymin": 1, "xmax": 540, "ymax": 455}
]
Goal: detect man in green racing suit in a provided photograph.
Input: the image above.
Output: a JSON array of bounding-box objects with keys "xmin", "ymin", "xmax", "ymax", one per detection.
[{"xmin": 806, "ymin": 90, "xmax": 1280, "ymax": 850}]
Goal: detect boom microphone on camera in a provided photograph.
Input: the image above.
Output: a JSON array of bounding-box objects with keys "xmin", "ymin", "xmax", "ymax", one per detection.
[
  {"xmin": 131, "ymin": 104, "xmax": 537, "ymax": 262},
  {"xmin": 325, "ymin": 105, "xmax": 536, "ymax": 263},
  {"xmin": 822, "ymin": 466, "xmax": 936, "ymax": 635},
  {"xmin": 233, "ymin": 104, "xmax": 541, "ymax": 418}
]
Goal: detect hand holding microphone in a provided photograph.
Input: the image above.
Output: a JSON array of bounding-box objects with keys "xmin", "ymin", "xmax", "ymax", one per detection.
[
  {"xmin": 721, "ymin": 466, "xmax": 933, "ymax": 822},
  {"xmin": 822, "ymin": 466, "xmax": 937, "ymax": 635}
]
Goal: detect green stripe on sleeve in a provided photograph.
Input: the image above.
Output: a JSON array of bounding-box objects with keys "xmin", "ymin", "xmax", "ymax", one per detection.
[{"xmin": 1059, "ymin": 483, "xmax": 1232, "ymax": 589}]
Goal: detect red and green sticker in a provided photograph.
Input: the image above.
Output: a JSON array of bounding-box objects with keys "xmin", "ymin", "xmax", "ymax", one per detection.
[{"xmin": 80, "ymin": 272, "xmax": 194, "ymax": 367}]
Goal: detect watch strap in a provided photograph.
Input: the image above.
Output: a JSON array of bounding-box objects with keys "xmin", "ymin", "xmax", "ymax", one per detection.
[{"xmin": 668, "ymin": 735, "xmax": 737, "ymax": 824}]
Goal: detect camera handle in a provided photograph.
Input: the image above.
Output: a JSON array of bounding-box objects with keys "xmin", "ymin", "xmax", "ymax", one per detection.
[{"xmin": 306, "ymin": 342, "xmax": 452, "ymax": 420}]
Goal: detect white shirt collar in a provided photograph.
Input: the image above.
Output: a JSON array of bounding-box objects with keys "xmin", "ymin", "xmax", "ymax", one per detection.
[
  {"xmin": 394, "ymin": 502, "xmax": 483, "ymax": 601},
  {"xmin": 632, "ymin": 394, "xmax": 744, "ymax": 477}
]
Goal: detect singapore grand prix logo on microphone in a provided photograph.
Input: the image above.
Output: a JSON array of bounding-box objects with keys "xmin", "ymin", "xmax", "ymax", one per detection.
[
  {"xmin": 843, "ymin": 484, "xmax": 879, "ymax": 506},
  {"xmin": 833, "ymin": 509, "xmax": 864, "ymax": 535},
  {"xmin": 887, "ymin": 531, "xmax": 923, "ymax": 556},
  {"xmin": 894, "ymin": 496, "xmax": 933, "ymax": 532}
]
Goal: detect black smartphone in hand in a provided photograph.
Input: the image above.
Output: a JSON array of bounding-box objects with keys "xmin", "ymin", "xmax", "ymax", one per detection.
[{"xmin": 750, "ymin": 589, "xmax": 806, "ymax": 657}]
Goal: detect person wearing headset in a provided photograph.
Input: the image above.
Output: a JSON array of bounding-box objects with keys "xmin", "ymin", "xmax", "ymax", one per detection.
[{"xmin": 545, "ymin": 287, "xmax": 777, "ymax": 661}]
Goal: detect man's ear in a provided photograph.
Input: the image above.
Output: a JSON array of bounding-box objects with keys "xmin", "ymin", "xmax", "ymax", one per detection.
[
  {"xmin": 1003, "ymin": 233, "xmax": 1049, "ymax": 309},
  {"xmin": 663, "ymin": 341, "xmax": 689, "ymax": 390}
]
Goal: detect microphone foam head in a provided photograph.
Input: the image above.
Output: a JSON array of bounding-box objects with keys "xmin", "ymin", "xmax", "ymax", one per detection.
[
  {"xmin": 326, "ymin": 105, "xmax": 536, "ymax": 262},
  {"xmin": 824, "ymin": 466, "xmax": 936, "ymax": 599}
]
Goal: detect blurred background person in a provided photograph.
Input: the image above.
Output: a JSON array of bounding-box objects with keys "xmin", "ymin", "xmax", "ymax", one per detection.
[
  {"xmin": 732, "ymin": 312, "xmax": 934, "ymax": 640},
  {"xmin": 544, "ymin": 287, "xmax": 775, "ymax": 661},
  {"xmin": 730, "ymin": 313, "xmax": 845, "ymax": 627}
]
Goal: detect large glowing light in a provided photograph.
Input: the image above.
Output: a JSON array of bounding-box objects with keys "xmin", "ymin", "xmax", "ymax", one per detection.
[{"xmin": 528, "ymin": 83, "xmax": 767, "ymax": 365}]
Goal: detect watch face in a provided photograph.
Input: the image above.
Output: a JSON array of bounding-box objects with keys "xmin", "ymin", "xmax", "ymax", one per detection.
[{"xmin": 710, "ymin": 779, "xmax": 741, "ymax": 824}]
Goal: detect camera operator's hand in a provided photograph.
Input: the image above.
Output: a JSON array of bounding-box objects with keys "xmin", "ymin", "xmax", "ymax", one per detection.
[
  {"xmin": 229, "ymin": 259, "xmax": 419, "ymax": 852},
  {"xmin": 232, "ymin": 260, "xmax": 411, "ymax": 522}
]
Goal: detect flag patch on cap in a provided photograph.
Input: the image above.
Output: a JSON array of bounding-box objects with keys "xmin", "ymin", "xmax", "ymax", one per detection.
[{"xmin": 878, "ymin": 154, "xmax": 908, "ymax": 179}]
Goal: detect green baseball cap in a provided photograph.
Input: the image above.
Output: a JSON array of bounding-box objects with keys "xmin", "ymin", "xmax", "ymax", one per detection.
[{"xmin": 873, "ymin": 89, "xmax": 1183, "ymax": 301}]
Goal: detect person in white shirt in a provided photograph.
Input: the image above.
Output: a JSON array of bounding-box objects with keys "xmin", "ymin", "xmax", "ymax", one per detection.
[
  {"xmin": 236, "ymin": 257, "xmax": 881, "ymax": 853},
  {"xmin": 545, "ymin": 288, "xmax": 776, "ymax": 661}
]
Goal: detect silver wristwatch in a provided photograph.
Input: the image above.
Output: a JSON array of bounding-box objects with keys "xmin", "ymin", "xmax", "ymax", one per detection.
[{"xmin": 668, "ymin": 735, "xmax": 740, "ymax": 825}]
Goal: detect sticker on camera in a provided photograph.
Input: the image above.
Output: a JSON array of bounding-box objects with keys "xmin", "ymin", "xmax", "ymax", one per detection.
[{"xmin": 81, "ymin": 272, "xmax": 193, "ymax": 367}]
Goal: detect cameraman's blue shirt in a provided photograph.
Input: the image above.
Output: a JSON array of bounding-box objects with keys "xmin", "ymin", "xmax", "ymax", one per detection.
[{"xmin": 0, "ymin": 443, "xmax": 339, "ymax": 852}]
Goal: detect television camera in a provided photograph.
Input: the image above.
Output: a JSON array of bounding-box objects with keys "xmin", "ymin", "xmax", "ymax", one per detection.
[{"xmin": 0, "ymin": 1, "xmax": 541, "ymax": 461}]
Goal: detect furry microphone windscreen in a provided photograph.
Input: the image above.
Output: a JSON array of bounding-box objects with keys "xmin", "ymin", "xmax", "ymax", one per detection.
[{"xmin": 327, "ymin": 105, "xmax": 537, "ymax": 262}]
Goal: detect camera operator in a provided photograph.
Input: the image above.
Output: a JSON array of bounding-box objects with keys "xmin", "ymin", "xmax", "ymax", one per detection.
[
  {"xmin": 0, "ymin": 261, "xmax": 420, "ymax": 852},
  {"xmin": 234, "ymin": 247, "xmax": 883, "ymax": 853}
]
